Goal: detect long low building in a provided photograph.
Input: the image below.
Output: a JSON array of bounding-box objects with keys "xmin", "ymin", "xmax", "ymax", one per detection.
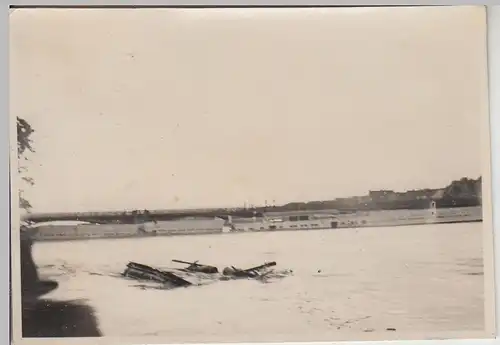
[
  {"xmin": 26, "ymin": 206, "xmax": 482, "ymax": 241},
  {"xmin": 29, "ymin": 217, "xmax": 226, "ymax": 241},
  {"xmin": 228, "ymin": 206, "xmax": 482, "ymax": 232},
  {"xmin": 229, "ymin": 210, "xmax": 340, "ymax": 232}
]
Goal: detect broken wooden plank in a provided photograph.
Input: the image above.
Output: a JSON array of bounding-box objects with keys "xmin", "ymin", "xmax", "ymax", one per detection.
[
  {"xmin": 160, "ymin": 271, "xmax": 193, "ymax": 287},
  {"xmin": 222, "ymin": 262, "xmax": 277, "ymax": 278},
  {"xmin": 243, "ymin": 261, "xmax": 277, "ymax": 273},
  {"xmin": 124, "ymin": 262, "xmax": 193, "ymax": 287},
  {"xmin": 172, "ymin": 259, "xmax": 219, "ymax": 274}
]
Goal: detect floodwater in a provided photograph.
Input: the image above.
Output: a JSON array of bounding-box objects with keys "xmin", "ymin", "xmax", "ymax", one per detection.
[{"xmin": 32, "ymin": 222, "xmax": 486, "ymax": 342}]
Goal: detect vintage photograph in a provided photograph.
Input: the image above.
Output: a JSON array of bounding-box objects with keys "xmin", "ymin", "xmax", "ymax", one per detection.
[{"xmin": 10, "ymin": 5, "xmax": 495, "ymax": 344}]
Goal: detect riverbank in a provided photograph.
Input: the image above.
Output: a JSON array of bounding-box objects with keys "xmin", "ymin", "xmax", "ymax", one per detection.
[
  {"xmin": 26, "ymin": 206, "xmax": 482, "ymax": 242},
  {"xmin": 28, "ymin": 219, "xmax": 483, "ymax": 243}
]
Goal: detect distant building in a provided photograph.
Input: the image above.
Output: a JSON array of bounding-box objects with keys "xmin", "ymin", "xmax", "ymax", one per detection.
[
  {"xmin": 368, "ymin": 190, "xmax": 396, "ymax": 200},
  {"xmin": 355, "ymin": 195, "xmax": 372, "ymax": 203},
  {"xmin": 431, "ymin": 189, "xmax": 446, "ymax": 200},
  {"xmin": 264, "ymin": 209, "xmax": 340, "ymax": 218}
]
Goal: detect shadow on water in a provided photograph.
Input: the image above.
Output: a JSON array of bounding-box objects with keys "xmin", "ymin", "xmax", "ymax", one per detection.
[{"xmin": 20, "ymin": 231, "xmax": 102, "ymax": 337}]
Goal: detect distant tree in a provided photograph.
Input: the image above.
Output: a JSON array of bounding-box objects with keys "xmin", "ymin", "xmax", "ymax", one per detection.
[{"xmin": 17, "ymin": 117, "xmax": 35, "ymax": 211}]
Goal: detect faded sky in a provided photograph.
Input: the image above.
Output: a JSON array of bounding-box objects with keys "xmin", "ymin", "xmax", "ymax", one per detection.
[{"xmin": 10, "ymin": 7, "xmax": 487, "ymax": 213}]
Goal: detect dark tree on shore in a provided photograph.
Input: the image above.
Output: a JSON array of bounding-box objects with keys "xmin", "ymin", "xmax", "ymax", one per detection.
[
  {"xmin": 17, "ymin": 116, "xmax": 102, "ymax": 337},
  {"xmin": 17, "ymin": 117, "xmax": 35, "ymax": 211}
]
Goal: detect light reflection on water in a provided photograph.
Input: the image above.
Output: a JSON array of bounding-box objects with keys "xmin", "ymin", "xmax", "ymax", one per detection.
[{"xmin": 33, "ymin": 222, "xmax": 485, "ymax": 342}]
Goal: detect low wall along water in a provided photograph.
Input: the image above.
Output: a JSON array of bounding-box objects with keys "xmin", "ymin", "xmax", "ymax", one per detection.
[
  {"xmin": 336, "ymin": 206, "xmax": 482, "ymax": 228},
  {"xmin": 30, "ymin": 206, "xmax": 482, "ymax": 241}
]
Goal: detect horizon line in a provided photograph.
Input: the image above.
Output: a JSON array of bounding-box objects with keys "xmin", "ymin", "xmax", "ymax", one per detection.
[{"xmin": 21, "ymin": 175, "xmax": 481, "ymax": 217}]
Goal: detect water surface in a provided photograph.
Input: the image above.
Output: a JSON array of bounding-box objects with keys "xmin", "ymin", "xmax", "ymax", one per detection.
[{"xmin": 33, "ymin": 222, "xmax": 485, "ymax": 342}]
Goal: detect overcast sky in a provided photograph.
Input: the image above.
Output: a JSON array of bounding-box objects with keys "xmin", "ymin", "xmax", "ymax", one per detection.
[{"xmin": 10, "ymin": 6, "xmax": 487, "ymax": 213}]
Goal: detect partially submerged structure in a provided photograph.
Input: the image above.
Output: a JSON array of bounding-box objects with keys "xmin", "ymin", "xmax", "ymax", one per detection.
[
  {"xmin": 121, "ymin": 259, "xmax": 281, "ymax": 289},
  {"xmin": 123, "ymin": 262, "xmax": 192, "ymax": 287}
]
